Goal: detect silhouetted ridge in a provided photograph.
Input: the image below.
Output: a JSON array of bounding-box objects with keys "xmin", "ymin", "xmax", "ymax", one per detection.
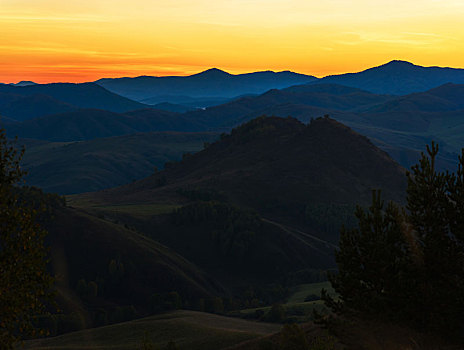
[
  {"xmin": 317, "ymin": 60, "xmax": 464, "ymax": 94},
  {"xmin": 96, "ymin": 69, "xmax": 317, "ymax": 101},
  {"xmin": 380, "ymin": 60, "xmax": 416, "ymax": 67},
  {"xmin": 193, "ymin": 68, "xmax": 232, "ymax": 77},
  {"xmin": 10, "ymin": 81, "xmax": 37, "ymax": 86},
  {"xmin": 0, "ymin": 82, "xmax": 147, "ymax": 117}
]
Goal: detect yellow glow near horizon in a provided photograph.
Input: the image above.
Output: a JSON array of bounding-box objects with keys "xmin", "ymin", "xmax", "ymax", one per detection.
[{"xmin": 1, "ymin": 0, "xmax": 464, "ymax": 83}]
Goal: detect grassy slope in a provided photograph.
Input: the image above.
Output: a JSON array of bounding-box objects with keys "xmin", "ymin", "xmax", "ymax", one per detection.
[
  {"xmin": 286, "ymin": 281, "xmax": 334, "ymax": 304},
  {"xmin": 20, "ymin": 132, "xmax": 218, "ymax": 194},
  {"xmin": 233, "ymin": 282, "xmax": 336, "ymax": 323},
  {"xmin": 23, "ymin": 310, "xmax": 281, "ymax": 350},
  {"xmin": 65, "ymin": 199, "xmax": 337, "ymax": 290},
  {"xmin": 47, "ymin": 207, "xmax": 224, "ymax": 307}
]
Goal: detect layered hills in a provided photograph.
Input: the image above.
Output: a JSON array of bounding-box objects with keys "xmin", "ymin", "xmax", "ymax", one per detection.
[
  {"xmin": 173, "ymin": 82, "xmax": 464, "ymax": 171},
  {"xmin": 95, "ymin": 61, "xmax": 464, "ymax": 106},
  {"xmin": 2, "ymin": 81, "xmax": 463, "ymax": 195},
  {"xmin": 1, "ymin": 64, "xmax": 463, "ymax": 196}
]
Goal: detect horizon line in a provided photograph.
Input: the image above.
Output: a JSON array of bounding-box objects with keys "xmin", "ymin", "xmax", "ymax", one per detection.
[{"xmin": 3, "ymin": 59, "xmax": 464, "ymax": 85}]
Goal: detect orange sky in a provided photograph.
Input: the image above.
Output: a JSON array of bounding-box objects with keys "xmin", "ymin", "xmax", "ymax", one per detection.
[{"xmin": 1, "ymin": 0, "xmax": 464, "ymax": 83}]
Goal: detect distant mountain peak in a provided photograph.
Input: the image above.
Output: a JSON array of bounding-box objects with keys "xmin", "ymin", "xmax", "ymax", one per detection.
[
  {"xmin": 373, "ymin": 60, "xmax": 418, "ymax": 72},
  {"xmin": 194, "ymin": 68, "xmax": 231, "ymax": 77},
  {"xmin": 383, "ymin": 60, "xmax": 415, "ymax": 66},
  {"xmin": 10, "ymin": 81, "xmax": 37, "ymax": 87}
]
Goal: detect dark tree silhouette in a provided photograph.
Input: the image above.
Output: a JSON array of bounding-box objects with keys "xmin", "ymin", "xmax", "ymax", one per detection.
[
  {"xmin": 0, "ymin": 129, "xmax": 54, "ymax": 348},
  {"xmin": 325, "ymin": 142, "xmax": 464, "ymax": 334}
]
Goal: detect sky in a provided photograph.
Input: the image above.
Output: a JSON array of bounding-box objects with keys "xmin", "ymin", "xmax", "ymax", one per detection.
[{"xmin": 1, "ymin": 0, "xmax": 464, "ymax": 83}]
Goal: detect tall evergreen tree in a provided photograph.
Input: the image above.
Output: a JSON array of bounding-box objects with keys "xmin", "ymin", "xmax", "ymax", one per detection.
[
  {"xmin": 325, "ymin": 190, "xmax": 416, "ymax": 320},
  {"xmin": 0, "ymin": 129, "xmax": 54, "ymax": 348},
  {"xmin": 325, "ymin": 143, "xmax": 464, "ymax": 333}
]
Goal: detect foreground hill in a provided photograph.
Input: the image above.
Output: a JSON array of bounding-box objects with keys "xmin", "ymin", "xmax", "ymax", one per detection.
[
  {"xmin": 0, "ymin": 82, "xmax": 147, "ymax": 120},
  {"xmin": 96, "ymin": 69, "xmax": 317, "ymax": 102},
  {"xmin": 91, "ymin": 116, "xmax": 406, "ymax": 210},
  {"xmin": 20, "ymin": 131, "xmax": 218, "ymax": 194},
  {"xmin": 71, "ymin": 117, "xmax": 406, "ymax": 288},
  {"xmin": 317, "ymin": 60, "xmax": 464, "ymax": 95}
]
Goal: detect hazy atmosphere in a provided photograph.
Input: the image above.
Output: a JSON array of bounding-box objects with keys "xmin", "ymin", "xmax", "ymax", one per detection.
[{"xmin": 2, "ymin": 0, "xmax": 464, "ymax": 82}]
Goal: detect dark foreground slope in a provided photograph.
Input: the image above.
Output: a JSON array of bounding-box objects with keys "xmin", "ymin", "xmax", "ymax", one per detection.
[
  {"xmin": 24, "ymin": 310, "xmax": 280, "ymax": 350},
  {"xmin": 47, "ymin": 207, "xmax": 223, "ymax": 304}
]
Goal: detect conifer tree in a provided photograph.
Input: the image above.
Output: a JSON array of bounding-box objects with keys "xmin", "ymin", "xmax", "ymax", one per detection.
[
  {"xmin": 325, "ymin": 142, "xmax": 464, "ymax": 333},
  {"xmin": 0, "ymin": 129, "xmax": 53, "ymax": 348},
  {"xmin": 325, "ymin": 190, "xmax": 415, "ymax": 320},
  {"xmin": 406, "ymin": 142, "xmax": 464, "ymax": 329}
]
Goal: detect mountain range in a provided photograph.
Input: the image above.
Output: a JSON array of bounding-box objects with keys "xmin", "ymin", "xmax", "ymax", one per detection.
[
  {"xmin": 95, "ymin": 60, "xmax": 464, "ymax": 106},
  {"xmin": 316, "ymin": 60, "xmax": 464, "ymax": 95},
  {"xmin": 1, "ymin": 60, "xmax": 464, "ymax": 194},
  {"xmin": 96, "ymin": 69, "xmax": 317, "ymax": 103}
]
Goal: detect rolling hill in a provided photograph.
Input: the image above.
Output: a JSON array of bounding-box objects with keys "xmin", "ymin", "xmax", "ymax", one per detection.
[
  {"xmin": 0, "ymin": 82, "xmax": 147, "ymax": 119},
  {"xmin": 0, "ymin": 92, "xmax": 76, "ymax": 121},
  {"xmin": 94, "ymin": 116, "xmax": 405, "ymax": 210},
  {"xmin": 3, "ymin": 108, "xmax": 201, "ymax": 141},
  {"xmin": 24, "ymin": 310, "xmax": 281, "ymax": 350},
  {"xmin": 20, "ymin": 131, "xmax": 219, "ymax": 194},
  {"xmin": 176, "ymin": 83, "xmax": 392, "ymax": 130},
  {"xmin": 46, "ymin": 207, "xmax": 224, "ymax": 305}
]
